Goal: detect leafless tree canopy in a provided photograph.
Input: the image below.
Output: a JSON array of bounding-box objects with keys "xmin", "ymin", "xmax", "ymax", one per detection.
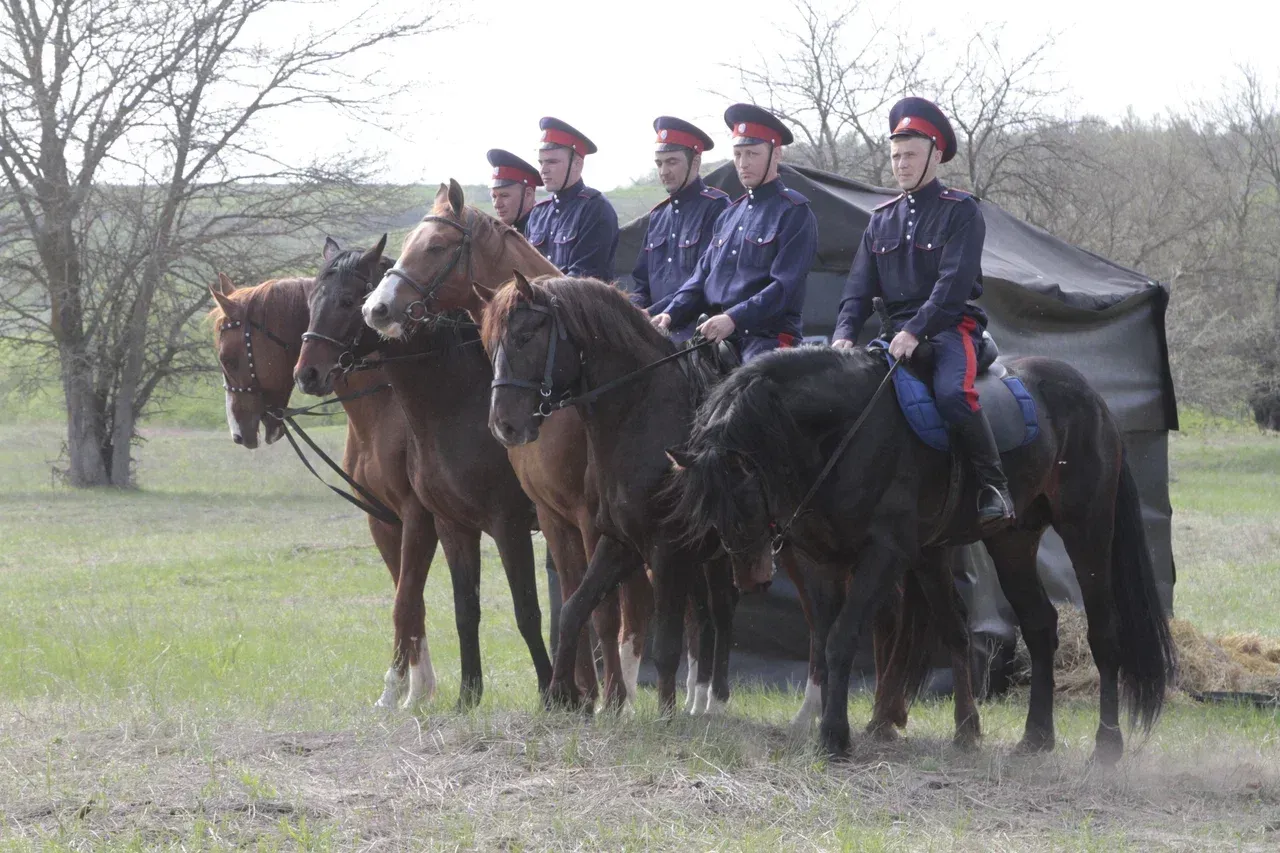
[
  {"xmin": 727, "ymin": 2, "xmax": 1280, "ymax": 421},
  {"xmin": 0, "ymin": 0, "xmax": 445, "ymax": 486}
]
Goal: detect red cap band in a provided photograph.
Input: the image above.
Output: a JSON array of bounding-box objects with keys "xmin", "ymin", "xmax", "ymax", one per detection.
[
  {"xmin": 492, "ymin": 165, "xmax": 538, "ymax": 186},
  {"xmin": 892, "ymin": 116, "xmax": 946, "ymax": 156},
  {"xmin": 655, "ymin": 127, "xmax": 704, "ymax": 152},
  {"xmin": 541, "ymin": 128, "xmax": 589, "ymax": 156},
  {"xmin": 731, "ymin": 120, "xmax": 781, "ymax": 146}
]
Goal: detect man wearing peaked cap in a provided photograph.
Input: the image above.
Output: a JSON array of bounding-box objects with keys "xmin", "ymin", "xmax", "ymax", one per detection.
[
  {"xmin": 651, "ymin": 104, "xmax": 817, "ymax": 361},
  {"xmin": 833, "ymin": 96, "xmax": 1014, "ymax": 532},
  {"xmin": 525, "ymin": 117, "xmax": 619, "ymax": 281},
  {"xmin": 629, "ymin": 117, "xmax": 730, "ymax": 342},
  {"xmin": 486, "ymin": 149, "xmax": 542, "ymax": 234}
]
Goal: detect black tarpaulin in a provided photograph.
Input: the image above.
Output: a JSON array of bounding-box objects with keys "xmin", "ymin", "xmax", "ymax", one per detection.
[{"xmin": 618, "ymin": 163, "xmax": 1179, "ymax": 678}]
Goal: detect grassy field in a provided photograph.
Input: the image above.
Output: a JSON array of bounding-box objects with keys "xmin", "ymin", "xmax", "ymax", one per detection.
[{"xmin": 0, "ymin": 420, "xmax": 1278, "ymax": 851}]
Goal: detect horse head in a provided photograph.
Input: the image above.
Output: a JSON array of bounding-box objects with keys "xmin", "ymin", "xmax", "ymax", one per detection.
[
  {"xmin": 209, "ymin": 273, "xmax": 304, "ymax": 449},
  {"xmin": 295, "ymin": 235, "xmax": 391, "ymax": 396},
  {"xmin": 479, "ymin": 272, "xmax": 586, "ymax": 447}
]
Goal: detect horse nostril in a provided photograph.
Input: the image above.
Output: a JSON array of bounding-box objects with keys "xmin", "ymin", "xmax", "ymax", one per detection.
[
  {"xmin": 370, "ymin": 301, "xmax": 389, "ymax": 319},
  {"xmin": 232, "ymin": 434, "xmax": 244, "ymax": 445}
]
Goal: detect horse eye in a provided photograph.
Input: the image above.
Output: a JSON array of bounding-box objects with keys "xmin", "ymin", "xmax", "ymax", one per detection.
[
  {"xmin": 339, "ymin": 295, "xmax": 355, "ymax": 309},
  {"xmin": 427, "ymin": 244, "xmax": 445, "ymax": 254}
]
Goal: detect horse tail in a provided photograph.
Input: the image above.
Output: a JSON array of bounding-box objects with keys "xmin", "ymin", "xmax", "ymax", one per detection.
[{"xmin": 1111, "ymin": 450, "xmax": 1176, "ymax": 732}]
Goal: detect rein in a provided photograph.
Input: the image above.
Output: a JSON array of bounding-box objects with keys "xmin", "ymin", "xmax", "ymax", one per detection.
[
  {"xmin": 769, "ymin": 354, "xmax": 902, "ymax": 555},
  {"xmin": 490, "ymin": 296, "xmax": 712, "ymax": 418},
  {"xmin": 264, "ymin": 384, "xmax": 401, "ymax": 526}
]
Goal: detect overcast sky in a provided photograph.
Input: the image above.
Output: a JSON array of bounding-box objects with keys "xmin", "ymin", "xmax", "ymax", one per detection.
[{"xmin": 288, "ymin": 0, "xmax": 1280, "ymax": 191}]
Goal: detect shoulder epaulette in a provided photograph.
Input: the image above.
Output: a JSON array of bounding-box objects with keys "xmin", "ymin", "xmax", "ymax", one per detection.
[
  {"xmin": 533, "ymin": 196, "xmax": 554, "ymax": 207},
  {"xmin": 578, "ymin": 186, "xmax": 601, "ymax": 199},
  {"xmin": 700, "ymin": 186, "xmax": 730, "ymax": 200},
  {"xmin": 873, "ymin": 194, "xmax": 903, "ymax": 211},
  {"xmin": 780, "ymin": 187, "xmax": 810, "ymax": 206},
  {"xmin": 939, "ymin": 187, "xmax": 974, "ymax": 202}
]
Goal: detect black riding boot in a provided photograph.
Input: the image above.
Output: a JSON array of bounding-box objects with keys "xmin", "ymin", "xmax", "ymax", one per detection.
[{"xmin": 953, "ymin": 409, "xmax": 1015, "ymax": 532}]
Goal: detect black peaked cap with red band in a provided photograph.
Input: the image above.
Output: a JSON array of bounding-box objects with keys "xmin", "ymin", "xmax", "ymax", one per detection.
[
  {"xmin": 888, "ymin": 97, "xmax": 957, "ymax": 164},
  {"xmin": 486, "ymin": 149, "xmax": 543, "ymax": 189},
  {"xmin": 653, "ymin": 116, "xmax": 715, "ymax": 153},
  {"xmin": 538, "ymin": 117, "xmax": 598, "ymax": 156},
  {"xmin": 724, "ymin": 103, "xmax": 794, "ymax": 147}
]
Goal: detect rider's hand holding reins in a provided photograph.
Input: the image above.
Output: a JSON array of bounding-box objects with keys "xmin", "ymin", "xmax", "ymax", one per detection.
[
  {"xmin": 651, "ymin": 313, "xmax": 672, "ymax": 331},
  {"xmin": 697, "ymin": 313, "xmax": 736, "ymax": 343},
  {"xmin": 888, "ymin": 329, "xmax": 920, "ymax": 359},
  {"xmin": 831, "ymin": 338, "xmax": 855, "ymax": 350}
]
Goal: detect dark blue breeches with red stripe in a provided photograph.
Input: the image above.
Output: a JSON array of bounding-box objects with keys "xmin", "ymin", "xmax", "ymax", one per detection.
[{"xmin": 928, "ymin": 316, "xmax": 983, "ymax": 425}]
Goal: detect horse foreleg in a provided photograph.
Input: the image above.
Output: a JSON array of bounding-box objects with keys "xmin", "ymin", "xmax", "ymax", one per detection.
[
  {"xmin": 618, "ymin": 570, "xmax": 653, "ymax": 710},
  {"xmin": 369, "ymin": 515, "xmax": 408, "ymax": 708},
  {"xmin": 393, "ymin": 502, "xmax": 440, "ymax": 708},
  {"xmin": 490, "ymin": 514, "xmax": 553, "ymax": 695},
  {"xmin": 914, "ymin": 547, "xmax": 981, "ymax": 749},
  {"xmin": 541, "ymin": 514, "xmax": 598, "ymax": 706},
  {"xmin": 867, "ymin": 582, "xmax": 910, "ymax": 741},
  {"xmin": 548, "ymin": 535, "xmax": 641, "ymax": 712},
  {"xmin": 436, "ymin": 520, "xmax": 483, "ymax": 709},
  {"xmin": 684, "ymin": 564, "xmax": 715, "ymax": 714},
  {"xmin": 706, "ymin": 552, "xmax": 737, "ymax": 713},
  {"xmin": 648, "ymin": 543, "xmax": 696, "ymax": 717},
  {"xmin": 782, "ymin": 549, "xmax": 823, "ymax": 733}
]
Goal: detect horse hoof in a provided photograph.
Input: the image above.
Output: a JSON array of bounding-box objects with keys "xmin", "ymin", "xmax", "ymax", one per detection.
[
  {"xmin": 866, "ymin": 721, "xmax": 900, "ymax": 743},
  {"xmin": 1013, "ymin": 732, "xmax": 1055, "ymax": 755},
  {"xmin": 820, "ymin": 724, "xmax": 852, "ymax": 757},
  {"xmin": 952, "ymin": 728, "xmax": 982, "ymax": 751},
  {"xmin": 544, "ymin": 681, "xmax": 585, "ymax": 712},
  {"xmin": 1090, "ymin": 726, "xmax": 1123, "ymax": 766}
]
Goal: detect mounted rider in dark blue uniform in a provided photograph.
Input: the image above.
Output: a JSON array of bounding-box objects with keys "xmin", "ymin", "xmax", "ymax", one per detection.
[
  {"xmin": 650, "ymin": 104, "xmax": 817, "ymax": 361},
  {"xmin": 524, "ymin": 117, "xmax": 620, "ymax": 281},
  {"xmin": 629, "ymin": 116, "xmax": 730, "ymax": 343},
  {"xmin": 486, "ymin": 148, "xmax": 542, "ymax": 235},
  {"xmin": 832, "ymin": 97, "xmax": 1015, "ymax": 531}
]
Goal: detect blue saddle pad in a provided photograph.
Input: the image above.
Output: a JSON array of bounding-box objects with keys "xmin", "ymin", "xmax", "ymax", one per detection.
[{"xmin": 870, "ymin": 343, "xmax": 1039, "ymax": 453}]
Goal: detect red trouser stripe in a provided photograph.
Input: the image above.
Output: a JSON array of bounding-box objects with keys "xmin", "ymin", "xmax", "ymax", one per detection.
[{"xmin": 958, "ymin": 316, "xmax": 980, "ymax": 412}]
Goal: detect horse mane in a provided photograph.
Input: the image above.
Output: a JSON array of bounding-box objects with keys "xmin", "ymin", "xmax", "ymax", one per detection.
[
  {"xmin": 209, "ymin": 276, "xmax": 313, "ymax": 330},
  {"xmin": 669, "ymin": 346, "xmax": 887, "ymax": 540},
  {"xmin": 481, "ymin": 276, "xmax": 675, "ymax": 362}
]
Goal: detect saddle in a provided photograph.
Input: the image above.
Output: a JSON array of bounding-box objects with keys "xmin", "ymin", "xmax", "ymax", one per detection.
[{"xmin": 871, "ymin": 332, "xmax": 1039, "ymax": 453}]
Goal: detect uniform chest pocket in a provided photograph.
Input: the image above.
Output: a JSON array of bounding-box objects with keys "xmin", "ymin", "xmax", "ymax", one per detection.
[
  {"xmin": 553, "ymin": 227, "xmax": 578, "ymax": 245},
  {"xmin": 870, "ymin": 236, "xmax": 901, "ymax": 255},
  {"xmin": 676, "ymin": 227, "xmax": 704, "ymax": 268},
  {"xmin": 741, "ymin": 227, "xmax": 779, "ymax": 268}
]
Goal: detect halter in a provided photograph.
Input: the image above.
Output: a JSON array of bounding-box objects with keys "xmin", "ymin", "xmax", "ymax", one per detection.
[
  {"xmin": 489, "ymin": 298, "xmax": 577, "ymax": 419},
  {"xmin": 218, "ymin": 316, "xmax": 291, "ymax": 394},
  {"xmin": 301, "ymin": 267, "xmax": 379, "ymax": 370},
  {"xmin": 380, "ymin": 211, "xmax": 475, "ymax": 331}
]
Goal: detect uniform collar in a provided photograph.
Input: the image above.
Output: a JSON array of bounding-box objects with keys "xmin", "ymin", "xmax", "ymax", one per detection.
[
  {"xmin": 669, "ymin": 176, "xmax": 707, "ymax": 206},
  {"xmin": 551, "ymin": 178, "xmax": 585, "ymax": 202},
  {"xmin": 904, "ymin": 178, "xmax": 942, "ymax": 204},
  {"xmin": 745, "ymin": 176, "xmax": 784, "ymax": 202},
  {"xmin": 514, "ymin": 214, "xmax": 530, "ymax": 232}
]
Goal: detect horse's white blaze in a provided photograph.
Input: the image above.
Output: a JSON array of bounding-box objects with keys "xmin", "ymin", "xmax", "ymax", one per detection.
[
  {"xmin": 363, "ymin": 277, "xmax": 406, "ymax": 338},
  {"xmin": 224, "ymin": 391, "xmax": 238, "ymax": 440},
  {"xmin": 402, "ymin": 636, "xmax": 436, "ymax": 707},
  {"xmin": 789, "ymin": 676, "xmax": 822, "ymax": 731},
  {"xmin": 684, "ymin": 654, "xmax": 699, "ymax": 713},
  {"xmin": 619, "ymin": 633, "xmax": 642, "ymax": 703},
  {"xmin": 376, "ymin": 666, "xmax": 404, "ymax": 709}
]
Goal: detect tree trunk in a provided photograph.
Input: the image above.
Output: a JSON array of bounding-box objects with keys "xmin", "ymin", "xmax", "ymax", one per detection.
[{"xmin": 61, "ymin": 346, "xmax": 109, "ymax": 487}]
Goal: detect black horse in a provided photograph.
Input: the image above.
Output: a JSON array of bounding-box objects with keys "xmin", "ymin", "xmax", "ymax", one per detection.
[{"xmin": 669, "ymin": 344, "xmax": 1175, "ymax": 762}]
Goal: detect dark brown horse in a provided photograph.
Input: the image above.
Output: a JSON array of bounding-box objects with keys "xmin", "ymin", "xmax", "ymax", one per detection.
[
  {"xmin": 209, "ymin": 271, "xmax": 442, "ymax": 707},
  {"xmin": 360, "ymin": 183, "xmax": 670, "ymax": 711},
  {"xmin": 670, "ymin": 344, "xmax": 1176, "ymax": 761},
  {"xmin": 478, "ymin": 274, "xmax": 731, "ymax": 714},
  {"xmin": 296, "ymin": 236, "xmax": 553, "ymax": 708}
]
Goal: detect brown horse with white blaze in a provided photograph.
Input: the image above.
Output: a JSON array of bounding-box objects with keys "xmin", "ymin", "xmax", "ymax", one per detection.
[{"xmin": 209, "ymin": 269, "xmax": 442, "ymax": 708}]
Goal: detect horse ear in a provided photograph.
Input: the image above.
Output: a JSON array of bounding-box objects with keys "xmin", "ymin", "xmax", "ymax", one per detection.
[
  {"xmin": 512, "ymin": 269, "xmax": 534, "ymax": 301},
  {"xmin": 214, "ymin": 272, "xmax": 236, "ymax": 295},
  {"xmin": 362, "ymin": 233, "xmax": 387, "ymax": 267},
  {"xmin": 433, "ymin": 182, "xmax": 449, "ymax": 209},
  {"xmin": 323, "ymin": 236, "xmax": 341, "ymax": 262},
  {"xmin": 472, "ymin": 282, "xmax": 495, "ymax": 304},
  {"xmin": 666, "ymin": 447, "xmax": 696, "ymax": 471},
  {"xmin": 210, "ymin": 281, "xmax": 237, "ymax": 316},
  {"xmin": 447, "ymin": 179, "xmax": 465, "ymax": 218}
]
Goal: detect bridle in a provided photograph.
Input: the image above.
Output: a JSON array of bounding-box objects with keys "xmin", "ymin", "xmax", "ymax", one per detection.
[
  {"xmin": 379, "ymin": 211, "xmax": 475, "ymax": 332},
  {"xmin": 301, "ymin": 266, "xmax": 380, "ymax": 372},
  {"xmin": 489, "ymin": 297, "xmax": 579, "ymax": 419},
  {"xmin": 218, "ymin": 315, "xmax": 292, "ymax": 395}
]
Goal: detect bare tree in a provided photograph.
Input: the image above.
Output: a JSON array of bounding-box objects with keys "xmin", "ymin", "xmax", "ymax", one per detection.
[
  {"xmin": 723, "ymin": 0, "xmax": 921, "ymax": 186},
  {"xmin": 0, "ymin": 0, "xmax": 443, "ymax": 486}
]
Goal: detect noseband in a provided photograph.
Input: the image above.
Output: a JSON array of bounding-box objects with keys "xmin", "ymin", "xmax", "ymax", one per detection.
[
  {"xmin": 218, "ymin": 316, "xmax": 291, "ymax": 394},
  {"xmin": 489, "ymin": 298, "xmax": 578, "ymax": 419},
  {"xmin": 381, "ymin": 212, "xmax": 475, "ymax": 330},
  {"xmin": 301, "ymin": 269, "xmax": 379, "ymax": 371}
]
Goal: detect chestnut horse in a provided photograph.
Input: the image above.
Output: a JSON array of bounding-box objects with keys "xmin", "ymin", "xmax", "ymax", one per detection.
[
  {"xmin": 360, "ymin": 184, "xmax": 672, "ymax": 711},
  {"xmin": 209, "ymin": 269, "xmax": 443, "ymax": 708}
]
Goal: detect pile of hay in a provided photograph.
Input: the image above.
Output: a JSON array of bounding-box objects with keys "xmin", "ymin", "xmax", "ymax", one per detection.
[{"xmin": 1010, "ymin": 606, "xmax": 1280, "ymax": 698}]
